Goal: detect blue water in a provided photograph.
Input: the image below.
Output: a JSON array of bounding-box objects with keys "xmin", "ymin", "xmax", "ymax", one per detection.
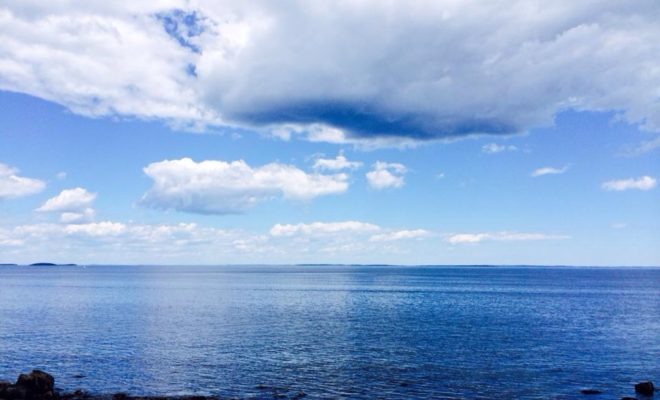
[{"xmin": 0, "ymin": 265, "xmax": 658, "ymax": 399}]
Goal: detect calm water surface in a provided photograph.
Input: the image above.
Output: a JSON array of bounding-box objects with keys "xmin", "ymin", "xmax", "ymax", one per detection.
[{"xmin": 0, "ymin": 265, "xmax": 658, "ymax": 399}]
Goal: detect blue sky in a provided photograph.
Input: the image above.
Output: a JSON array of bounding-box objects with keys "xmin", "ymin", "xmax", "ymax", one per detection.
[{"xmin": 0, "ymin": 1, "xmax": 658, "ymax": 265}]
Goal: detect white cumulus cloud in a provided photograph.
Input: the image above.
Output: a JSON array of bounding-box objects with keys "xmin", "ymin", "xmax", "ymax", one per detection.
[
  {"xmin": 601, "ymin": 176, "xmax": 656, "ymax": 191},
  {"xmin": 447, "ymin": 231, "xmax": 570, "ymax": 244},
  {"xmin": 36, "ymin": 187, "xmax": 97, "ymax": 223},
  {"xmin": 37, "ymin": 187, "xmax": 96, "ymax": 212},
  {"xmin": 141, "ymin": 158, "xmax": 349, "ymax": 214},
  {"xmin": 366, "ymin": 162, "xmax": 407, "ymax": 190},
  {"xmin": 0, "ymin": 163, "xmax": 45, "ymax": 199},
  {"xmin": 2, "ymin": 2, "xmax": 660, "ymax": 143}
]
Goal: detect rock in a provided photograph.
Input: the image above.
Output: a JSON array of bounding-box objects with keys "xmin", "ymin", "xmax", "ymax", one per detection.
[
  {"xmin": 8, "ymin": 370, "xmax": 56, "ymax": 400},
  {"xmin": 112, "ymin": 393, "xmax": 128, "ymax": 400},
  {"xmin": 621, "ymin": 397, "xmax": 636, "ymax": 400},
  {"xmin": 580, "ymin": 389, "xmax": 602, "ymax": 394},
  {"xmin": 16, "ymin": 370, "xmax": 55, "ymax": 393},
  {"xmin": 3, "ymin": 385, "xmax": 28, "ymax": 400},
  {"xmin": 635, "ymin": 381, "xmax": 654, "ymax": 396}
]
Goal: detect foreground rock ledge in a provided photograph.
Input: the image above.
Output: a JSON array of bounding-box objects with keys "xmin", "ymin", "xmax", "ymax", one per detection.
[
  {"xmin": 0, "ymin": 371, "xmax": 222, "ymax": 400},
  {"xmin": 0, "ymin": 370, "xmax": 307, "ymax": 400},
  {"xmin": 1, "ymin": 370, "xmax": 654, "ymax": 400}
]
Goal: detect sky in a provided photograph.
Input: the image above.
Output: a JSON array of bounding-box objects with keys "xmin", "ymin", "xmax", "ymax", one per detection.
[{"xmin": 0, "ymin": 0, "xmax": 658, "ymax": 266}]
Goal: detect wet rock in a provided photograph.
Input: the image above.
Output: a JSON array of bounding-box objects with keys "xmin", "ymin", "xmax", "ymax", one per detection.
[
  {"xmin": 3, "ymin": 385, "xmax": 28, "ymax": 400},
  {"xmin": 635, "ymin": 381, "xmax": 654, "ymax": 396},
  {"xmin": 0, "ymin": 370, "xmax": 57, "ymax": 400},
  {"xmin": 16, "ymin": 370, "xmax": 55, "ymax": 394},
  {"xmin": 580, "ymin": 389, "xmax": 602, "ymax": 395},
  {"xmin": 112, "ymin": 393, "xmax": 128, "ymax": 400}
]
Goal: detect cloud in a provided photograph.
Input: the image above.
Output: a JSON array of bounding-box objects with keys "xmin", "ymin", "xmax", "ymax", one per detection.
[
  {"xmin": 0, "ymin": 4, "xmax": 216, "ymax": 128},
  {"xmin": 601, "ymin": 175, "xmax": 656, "ymax": 191},
  {"xmin": 141, "ymin": 158, "xmax": 348, "ymax": 214},
  {"xmin": 312, "ymin": 154, "xmax": 362, "ymax": 171},
  {"xmin": 531, "ymin": 165, "xmax": 570, "ymax": 177},
  {"xmin": 366, "ymin": 162, "xmax": 407, "ymax": 190},
  {"xmin": 0, "ymin": 221, "xmax": 243, "ymax": 263},
  {"xmin": 482, "ymin": 143, "xmax": 518, "ymax": 154},
  {"xmin": 37, "ymin": 187, "xmax": 96, "ymax": 212},
  {"xmin": 446, "ymin": 231, "xmax": 570, "ymax": 244},
  {"xmin": 2, "ymin": 2, "xmax": 660, "ymax": 142},
  {"xmin": 270, "ymin": 221, "xmax": 380, "ymax": 237},
  {"xmin": 0, "ymin": 163, "xmax": 46, "ymax": 199},
  {"xmin": 60, "ymin": 209, "xmax": 96, "ymax": 224},
  {"xmin": 369, "ymin": 229, "xmax": 430, "ymax": 242},
  {"xmin": 36, "ymin": 187, "xmax": 97, "ymax": 223},
  {"xmin": 267, "ymin": 220, "xmax": 433, "ymax": 257},
  {"xmin": 0, "ymin": 219, "xmax": 431, "ymax": 264},
  {"xmin": 621, "ymin": 135, "xmax": 660, "ymax": 156}
]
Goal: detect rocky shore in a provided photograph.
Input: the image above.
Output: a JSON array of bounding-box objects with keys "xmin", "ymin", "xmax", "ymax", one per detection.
[
  {"xmin": 0, "ymin": 371, "xmax": 306, "ymax": 400},
  {"xmin": 0, "ymin": 370, "xmax": 655, "ymax": 399}
]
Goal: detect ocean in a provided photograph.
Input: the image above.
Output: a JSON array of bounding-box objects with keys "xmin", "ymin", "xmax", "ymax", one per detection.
[{"xmin": 0, "ymin": 265, "xmax": 658, "ymax": 399}]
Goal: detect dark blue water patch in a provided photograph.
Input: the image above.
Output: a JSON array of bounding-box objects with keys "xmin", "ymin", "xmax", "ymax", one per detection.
[{"xmin": 0, "ymin": 265, "xmax": 658, "ymax": 399}]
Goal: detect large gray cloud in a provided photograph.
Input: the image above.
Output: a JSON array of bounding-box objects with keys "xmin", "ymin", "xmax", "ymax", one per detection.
[{"xmin": 2, "ymin": 1, "xmax": 660, "ymax": 141}]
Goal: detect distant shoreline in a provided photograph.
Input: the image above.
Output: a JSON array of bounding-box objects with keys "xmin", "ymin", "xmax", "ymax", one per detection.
[{"xmin": 1, "ymin": 263, "xmax": 659, "ymax": 269}]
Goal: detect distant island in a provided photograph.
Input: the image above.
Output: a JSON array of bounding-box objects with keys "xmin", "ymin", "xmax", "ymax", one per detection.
[{"xmin": 28, "ymin": 263, "xmax": 78, "ymax": 266}]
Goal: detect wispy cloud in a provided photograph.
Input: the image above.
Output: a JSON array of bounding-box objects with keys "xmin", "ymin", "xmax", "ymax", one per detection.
[
  {"xmin": 312, "ymin": 153, "xmax": 362, "ymax": 171},
  {"xmin": 620, "ymin": 135, "xmax": 660, "ymax": 157},
  {"xmin": 531, "ymin": 165, "xmax": 570, "ymax": 177},
  {"xmin": 366, "ymin": 162, "xmax": 407, "ymax": 190},
  {"xmin": 0, "ymin": 219, "xmax": 433, "ymax": 263},
  {"xmin": 482, "ymin": 143, "xmax": 518, "ymax": 154},
  {"xmin": 270, "ymin": 221, "xmax": 380, "ymax": 237},
  {"xmin": 602, "ymin": 176, "xmax": 656, "ymax": 191},
  {"xmin": 369, "ymin": 229, "xmax": 430, "ymax": 242},
  {"xmin": 446, "ymin": 231, "xmax": 570, "ymax": 244}
]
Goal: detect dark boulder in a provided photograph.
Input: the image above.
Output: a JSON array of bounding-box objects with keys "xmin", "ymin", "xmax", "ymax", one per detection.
[
  {"xmin": 635, "ymin": 381, "xmax": 654, "ymax": 396},
  {"xmin": 2, "ymin": 385, "xmax": 28, "ymax": 400},
  {"xmin": 112, "ymin": 393, "xmax": 128, "ymax": 400},
  {"xmin": 16, "ymin": 370, "xmax": 55, "ymax": 393},
  {"xmin": 580, "ymin": 389, "xmax": 602, "ymax": 395},
  {"xmin": 1, "ymin": 370, "xmax": 56, "ymax": 400}
]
